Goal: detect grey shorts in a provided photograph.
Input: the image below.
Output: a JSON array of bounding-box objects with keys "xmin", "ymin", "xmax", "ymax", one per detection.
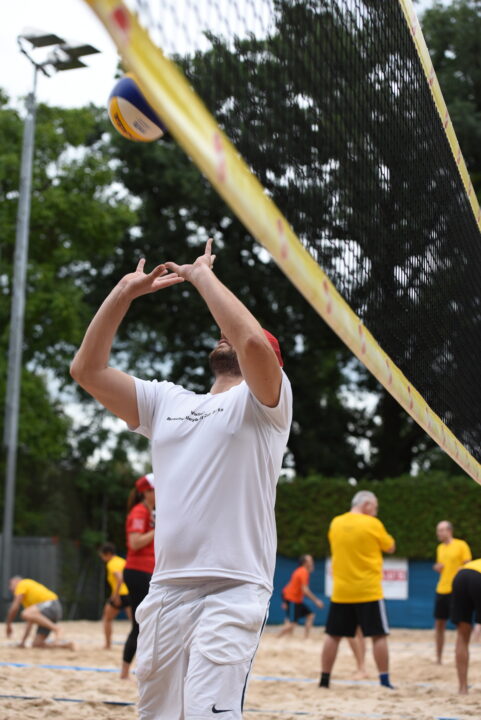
[{"xmin": 36, "ymin": 599, "xmax": 62, "ymax": 636}]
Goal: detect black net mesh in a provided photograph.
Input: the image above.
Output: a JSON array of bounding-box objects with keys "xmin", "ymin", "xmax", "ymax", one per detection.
[{"xmin": 129, "ymin": 0, "xmax": 481, "ymax": 462}]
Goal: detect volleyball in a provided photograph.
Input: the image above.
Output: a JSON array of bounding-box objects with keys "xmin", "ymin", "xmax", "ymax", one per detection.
[{"xmin": 108, "ymin": 74, "xmax": 166, "ymax": 142}]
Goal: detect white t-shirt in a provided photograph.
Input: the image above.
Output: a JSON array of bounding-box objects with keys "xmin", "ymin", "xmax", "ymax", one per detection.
[{"xmin": 130, "ymin": 371, "xmax": 292, "ymax": 591}]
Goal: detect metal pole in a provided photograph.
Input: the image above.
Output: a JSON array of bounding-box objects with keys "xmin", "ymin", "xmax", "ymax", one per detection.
[{"xmin": 1, "ymin": 66, "xmax": 37, "ymax": 607}]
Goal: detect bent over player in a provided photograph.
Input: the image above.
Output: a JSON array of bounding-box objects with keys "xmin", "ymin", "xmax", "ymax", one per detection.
[{"xmin": 70, "ymin": 239, "xmax": 293, "ymax": 720}]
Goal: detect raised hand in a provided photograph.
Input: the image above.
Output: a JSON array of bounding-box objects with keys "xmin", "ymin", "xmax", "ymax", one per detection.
[
  {"xmin": 164, "ymin": 238, "xmax": 216, "ymax": 282},
  {"xmin": 118, "ymin": 259, "xmax": 184, "ymax": 300}
]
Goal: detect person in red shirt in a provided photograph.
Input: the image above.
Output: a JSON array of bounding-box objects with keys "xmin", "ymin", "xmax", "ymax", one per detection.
[
  {"xmin": 277, "ymin": 554, "xmax": 324, "ymax": 639},
  {"xmin": 121, "ymin": 473, "xmax": 155, "ymax": 680}
]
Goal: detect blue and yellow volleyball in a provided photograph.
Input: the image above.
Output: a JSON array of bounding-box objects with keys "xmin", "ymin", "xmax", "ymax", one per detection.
[{"xmin": 108, "ymin": 74, "xmax": 166, "ymax": 142}]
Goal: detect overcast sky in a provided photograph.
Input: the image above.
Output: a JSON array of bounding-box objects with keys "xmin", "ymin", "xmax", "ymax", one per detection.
[
  {"xmin": 1, "ymin": 0, "xmax": 439, "ymax": 112},
  {"xmin": 0, "ymin": 0, "xmax": 119, "ymax": 109}
]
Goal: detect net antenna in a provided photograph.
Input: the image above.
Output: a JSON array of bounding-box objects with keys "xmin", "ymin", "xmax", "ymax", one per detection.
[{"xmin": 83, "ymin": 0, "xmax": 481, "ymax": 483}]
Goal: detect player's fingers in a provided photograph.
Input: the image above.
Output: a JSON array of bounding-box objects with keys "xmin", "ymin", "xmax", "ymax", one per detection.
[
  {"xmin": 164, "ymin": 261, "xmax": 180, "ymax": 273},
  {"xmin": 210, "ymin": 254, "xmax": 216, "ymax": 268},
  {"xmin": 205, "ymin": 237, "xmax": 213, "ymax": 256},
  {"xmin": 136, "ymin": 258, "xmax": 146, "ymax": 272},
  {"xmin": 149, "ymin": 264, "xmax": 167, "ymax": 277}
]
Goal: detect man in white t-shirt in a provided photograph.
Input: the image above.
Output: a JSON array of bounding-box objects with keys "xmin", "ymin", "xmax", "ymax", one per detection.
[{"xmin": 70, "ymin": 239, "xmax": 293, "ymax": 720}]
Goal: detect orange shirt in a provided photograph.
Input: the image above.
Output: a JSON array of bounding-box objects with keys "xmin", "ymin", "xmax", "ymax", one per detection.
[
  {"xmin": 125, "ymin": 503, "xmax": 155, "ymax": 574},
  {"xmin": 283, "ymin": 566, "xmax": 309, "ymax": 603}
]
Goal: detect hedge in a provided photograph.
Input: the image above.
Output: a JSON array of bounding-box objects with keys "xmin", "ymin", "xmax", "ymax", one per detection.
[{"xmin": 275, "ymin": 472, "xmax": 481, "ymax": 559}]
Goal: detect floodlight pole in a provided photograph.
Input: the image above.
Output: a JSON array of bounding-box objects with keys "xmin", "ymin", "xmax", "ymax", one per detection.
[
  {"xmin": 1, "ymin": 63, "xmax": 38, "ymax": 607},
  {"xmin": 1, "ymin": 35, "xmax": 99, "ymax": 610}
]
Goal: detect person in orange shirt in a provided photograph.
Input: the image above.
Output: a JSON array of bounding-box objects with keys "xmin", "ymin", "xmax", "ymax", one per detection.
[
  {"xmin": 433, "ymin": 520, "xmax": 471, "ymax": 664},
  {"xmin": 277, "ymin": 555, "xmax": 324, "ymax": 639},
  {"xmin": 320, "ymin": 490, "xmax": 395, "ymax": 689}
]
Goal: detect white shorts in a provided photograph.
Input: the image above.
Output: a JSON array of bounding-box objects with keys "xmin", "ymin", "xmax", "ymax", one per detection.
[{"xmin": 135, "ymin": 578, "xmax": 270, "ymax": 720}]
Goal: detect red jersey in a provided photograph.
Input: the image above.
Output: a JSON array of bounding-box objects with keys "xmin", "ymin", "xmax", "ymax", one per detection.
[
  {"xmin": 125, "ymin": 502, "xmax": 155, "ymax": 573},
  {"xmin": 283, "ymin": 566, "xmax": 309, "ymax": 603}
]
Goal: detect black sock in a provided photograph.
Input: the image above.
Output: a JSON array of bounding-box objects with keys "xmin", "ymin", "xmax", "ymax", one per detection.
[
  {"xmin": 379, "ymin": 672, "xmax": 394, "ymax": 689},
  {"xmin": 319, "ymin": 672, "xmax": 330, "ymax": 688}
]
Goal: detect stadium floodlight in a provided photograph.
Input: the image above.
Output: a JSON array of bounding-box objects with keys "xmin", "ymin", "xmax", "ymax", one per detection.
[{"xmin": 1, "ymin": 31, "xmax": 100, "ymax": 613}]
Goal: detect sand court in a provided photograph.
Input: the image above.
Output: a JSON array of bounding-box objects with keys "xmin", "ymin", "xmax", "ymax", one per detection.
[{"xmin": 2, "ymin": 623, "xmax": 481, "ymax": 719}]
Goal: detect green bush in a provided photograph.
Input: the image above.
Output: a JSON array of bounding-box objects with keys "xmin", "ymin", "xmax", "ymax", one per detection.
[{"xmin": 275, "ymin": 472, "xmax": 481, "ymax": 559}]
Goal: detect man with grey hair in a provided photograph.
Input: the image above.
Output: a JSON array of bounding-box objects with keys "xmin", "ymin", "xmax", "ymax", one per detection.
[
  {"xmin": 320, "ymin": 490, "xmax": 395, "ymax": 689},
  {"xmin": 433, "ymin": 520, "xmax": 471, "ymax": 664}
]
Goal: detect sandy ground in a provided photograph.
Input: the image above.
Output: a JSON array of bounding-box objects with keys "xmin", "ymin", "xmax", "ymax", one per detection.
[{"xmin": 2, "ymin": 622, "xmax": 481, "ymax": 719}]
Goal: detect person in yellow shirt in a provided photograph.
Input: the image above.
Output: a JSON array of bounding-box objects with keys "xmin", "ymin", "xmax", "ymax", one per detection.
[
  {"xmin": 451, "ymin": 558, "xmax": 481, "ymax": 694},
  {"xmin": 320, "ymin": 490, "xmax": 395, "ymax": 690},
  {"xmin": 5, "ymin": 576, "xmax": 74, "ymax": 649},
  {"xmin": 98, "ymin": 542, "xmax": 132, "ymax": 649},
  {"xmin": 433, "ymin": 521, "xmax": 471, "ymax": 664}
]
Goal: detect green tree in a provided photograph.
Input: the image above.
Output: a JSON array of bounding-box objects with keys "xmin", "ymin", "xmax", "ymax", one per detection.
[{"xmin": 0, "ymin": 91, "xmax": 139, "ymax": 539}]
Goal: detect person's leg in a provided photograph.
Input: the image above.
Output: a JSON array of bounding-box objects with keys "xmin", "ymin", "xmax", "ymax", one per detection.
[
  {"xmin": 359, "ymin": 600, "xmax": 393, "ymax": 688},
  {"xmin": 122, "ymin": 569, "xmax": 151, "ymax": 679},
  {"xmin": 455, "ymin": 622, "xmax": 472, "ymax": 694},
  {"xmin": 348, "ymin": 627, "xmax": 367, "ymax": 678},
  {"xmin": 304, "ymin": 612, "xmax": 315, "ymax": 639},
  {"xmin": 21, "ymin": 606, "xmax": 60, "ymax": 637},
  {"xmin": 371, "ymin": 635, "xmax": 389, "ymax": 673},
  {"xmin": 184, "ymin": 580, "xmax": 270, "ymax": 720},
  {"xmin": 471, "ymin": 623, "xmax": 481, "ymax": 643},
  {"xmin": 320, "ymin": 602, "xmax": 355, "ymax": 688},
  {"xmin": 434, "ymin": 619, "xmax": 447, "ymax": 664},
  {"xmin": 276, "ymin": 620, "xmax": 295, "ymax": 638},
  {"xmin": 321, "ymin": 634, "xmax": 341, "ymax": 675},
  {"xmin": 103, "ymin": 601, "xmax": 119, "ymax": 649}
]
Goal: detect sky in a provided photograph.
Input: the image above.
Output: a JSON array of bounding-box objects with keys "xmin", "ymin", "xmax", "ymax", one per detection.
[
  {"xmin": 0, "ymin": 0, "xmax": 120, "ymax": 110},
  {"xmin": 1, "ymin": 0, "xmax": 439, "ymax": 112}
]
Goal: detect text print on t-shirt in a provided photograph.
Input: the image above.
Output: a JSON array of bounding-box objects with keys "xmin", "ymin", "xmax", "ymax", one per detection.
[{"xmin": 166, "ymin": 408, "xmax": 224, "ymax": 423}]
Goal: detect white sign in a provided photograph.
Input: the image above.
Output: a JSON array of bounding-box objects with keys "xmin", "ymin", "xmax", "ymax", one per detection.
[{"xmin": 324, "ymin": 557, "xmax": 409, "ymax": 600}]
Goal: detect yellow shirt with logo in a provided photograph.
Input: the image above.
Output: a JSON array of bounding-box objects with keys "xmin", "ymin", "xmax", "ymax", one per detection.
[
  {"xmin": 106, "ymin": 555, "xmax": 129, "ymax": 596},
  {"xmin": 436, "ymin": 538, "xmax": 471, "ymax": 594},
  {"xmin": 329, "ymin": 512, "xmax": 395, "ymax": 603},
  {"xmin": 457, "ymin": 557, "xmax": 481, "ymax": 575},
  {"xmin": 15, "ymin": 579, "xmax": 58, "ymax": 608}
]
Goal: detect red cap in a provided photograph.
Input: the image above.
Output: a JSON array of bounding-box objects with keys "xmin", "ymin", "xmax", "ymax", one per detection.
[
  {"xmin": 263, "ymin": 329, "xmax": 284, "ymax": 367},
  {"xmin": 135, "ymin": 473, "xmax": 154, "ymax": 493}
]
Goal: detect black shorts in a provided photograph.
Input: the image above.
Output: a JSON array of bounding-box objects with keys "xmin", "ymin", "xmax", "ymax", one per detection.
[
  {"xmin": 108, "ymin": 594, "xmax": 131, "ymax": 609},
  {"xmin": 451, "ymin": 569, "xmax": 481, "ymax": 625},
  {"xmin": 325, "ymin": 600, "xmax": 389, "ymax": 637},
  {"xmin": 434, "ymin": 592, "xmax": 452, "ymax": 620},
  {"xmin": 284, "ymin": 600, "xmax": 312, "ymax": 623}
]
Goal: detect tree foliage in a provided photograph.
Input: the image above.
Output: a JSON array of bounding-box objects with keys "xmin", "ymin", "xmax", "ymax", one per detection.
[{"xmin": 276, "ymin": 472, "xmax": 481, "ymax": 559}]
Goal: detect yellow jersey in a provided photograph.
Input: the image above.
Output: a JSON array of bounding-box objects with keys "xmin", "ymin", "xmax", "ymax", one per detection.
[
  {"xmin": 459, "ymin": 557, "xmax": 481, "ymax": 575},
  {"xmin": 106, "ymin": 555, "xmax": 129, "ymax": 596},
  {"xmin": 436, "ymin": 538, "xmax": 471, "ymax": 594},
  {"xmin": 329, "ymin": 512, "xmax": 395, "ymax": 603},
  {"xmin": 15, "ymin": 579, "xmax": 58, "ymax": 608}
]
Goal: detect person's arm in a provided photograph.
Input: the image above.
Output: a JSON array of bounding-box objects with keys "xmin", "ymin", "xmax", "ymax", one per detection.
[
  {"xmin": 302, "ymin": 585, "xmax": 324, "ymax": 608},
  {"xmin": 385, "ymin": 543, "xmax": 396, "ymax": 554},
  {"xmin": 5, "ymin": 595, "xmax": 23, "ymax": 636},
  {"xmin": 111, "ymin": 571, "xmax": 124, "ymax": 604},
  {"xmin": 128, "ymin": 529, "xmax": 155, "ymax": 552},
  {"xmin": 18, "ymin": 621, "xmax": 33, "ymax": 648},
  {"xmin": 70, "ymin": 260, "xmax": 183, "ymax": 426},
  {"xmin": 166, "ymin": 239, "xmax": 281, "ymax": 407},
  {"xmin": 433, "ymin": 545, "xmax": 443, "ymax": 572}
]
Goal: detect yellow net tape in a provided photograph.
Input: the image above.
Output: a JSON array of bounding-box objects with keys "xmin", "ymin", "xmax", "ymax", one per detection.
[{"xmin": 82, "ymin": 0, "xmax": 481, "ymax": 484}]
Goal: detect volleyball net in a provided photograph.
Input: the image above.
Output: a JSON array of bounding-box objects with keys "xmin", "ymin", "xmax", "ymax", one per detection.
[{"xmin": 82, "ymin": 0, "xmax": 481, "ymax": 483}]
